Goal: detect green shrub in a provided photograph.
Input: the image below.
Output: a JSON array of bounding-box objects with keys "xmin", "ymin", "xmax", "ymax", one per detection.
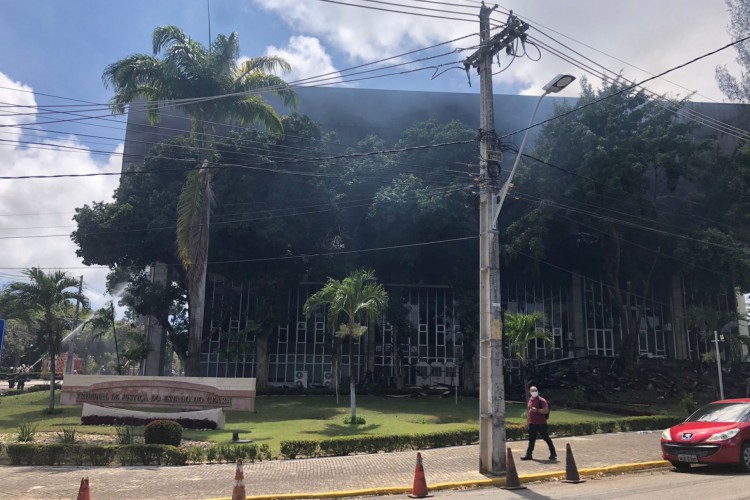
[
  {"xmin": 163, "ymin": 446, "xmax": 189, "ymax": 466},
  {"xmin": 115, "ymin": 425, "xmax": 137, "ymax": 445},
  {"xmin": 186, "ymin": 447, "xmax": 206, "ymax": 464},
  {"xmin": 280, "ymin": 440, "xmax": 320, "ymax": 459},
  {"xmin": 57, "ymin": 426, "xmax": 77, "ymax": 444},
  {"xmin": 343, "ymin": 415, "xmax": 366, "ymax": 425},
  {"xmin": 143, "ymin": 420, "xmax": 183, "ymax": 446},
  {"xmin": 258, "ymin": 443, "xmax": 273, "ymax": 461},
  {"xmin": 118, "ymin": 444, "xmax": 168, "ymax": 466},
  {"xmin": 7, "ymin": 444, "xmax": 39, "ymax": 465},
  {"xmin": 681, "ymin": 393, "xmax": 698, "ymax": 416},
  {"xmin": 17, "ymin": 422, "xmax": 37, "ymax": 442},
  {"xmin": 206, "ymin": 445, "xmax": 219, "ymax": 463},
  {"xmin": 86, "ymin": 446, "xmax": 117, "ymax": 466},
  {"xmin": 241, "ymin": 443, "xmax": 258, "ymax": 462}
]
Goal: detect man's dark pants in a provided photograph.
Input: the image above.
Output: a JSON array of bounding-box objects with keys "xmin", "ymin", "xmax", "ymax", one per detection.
[{"xmin": 525, "ymin": 423, "xmax": 556, "ymax": 458}]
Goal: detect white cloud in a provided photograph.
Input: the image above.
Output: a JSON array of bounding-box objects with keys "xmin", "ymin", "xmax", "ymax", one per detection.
[
  {"xmin": 0, "ymin": 72, "xmax": 122, "ymax": 311},
  {"xmin": 263, "ymin": 35, "xmax": 342, "ymax": 84},
  {"xmin": 250, "ymin": 0, "xmax": 742, "ymax": 101}
]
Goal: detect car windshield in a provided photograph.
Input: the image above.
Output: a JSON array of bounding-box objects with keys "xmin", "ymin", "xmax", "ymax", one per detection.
[{"xmin": 686, "ymin": 403, "xmax": 750, "ymax": 423}]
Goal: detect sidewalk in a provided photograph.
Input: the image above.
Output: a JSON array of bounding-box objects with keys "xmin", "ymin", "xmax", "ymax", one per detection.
[{"xmin": 0, "ymin": 430, "xmax": 668, "ymax": 500}]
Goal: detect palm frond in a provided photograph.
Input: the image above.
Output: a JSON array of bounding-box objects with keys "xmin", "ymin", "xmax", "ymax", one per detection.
[{"xmin": 176, "ymin": 162, "xmax": 213, "ymax": 270}]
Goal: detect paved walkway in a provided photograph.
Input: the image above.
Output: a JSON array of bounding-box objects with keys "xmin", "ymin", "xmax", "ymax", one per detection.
[{"xmin": 0, "ymin": 430, "xmax": 667, "ymax": 500}]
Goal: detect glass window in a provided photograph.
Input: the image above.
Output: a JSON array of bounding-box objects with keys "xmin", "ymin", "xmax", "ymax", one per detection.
[{"xmin": 686, "ymin": 403, "xmax": 750, "ymax": 423}]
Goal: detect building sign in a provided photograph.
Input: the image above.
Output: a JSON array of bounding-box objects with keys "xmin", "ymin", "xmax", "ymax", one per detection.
[{"xmin": 61, "ymin": 375, "xmax": 255, "ymax": 411}]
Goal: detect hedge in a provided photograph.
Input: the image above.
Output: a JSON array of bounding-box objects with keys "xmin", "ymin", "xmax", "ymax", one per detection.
[
  {"xmin": 280, "ymin": 415, "xmax": 681, "ymax": 459},
  {"xmin": 3, "ymin": 442, "xmax": 275, "ymax": 466},
  {"xmin": 80, "ymin": 415, "xmax": 217, "ymax": 430},
  {"xmin": 5, "ymin": 443, "xmax": 187, "ymax": 466}
]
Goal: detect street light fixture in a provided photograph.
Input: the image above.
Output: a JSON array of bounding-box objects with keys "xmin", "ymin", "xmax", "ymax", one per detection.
[{"xmin": 492, "ymin": 74, "xmax": 576, "ymax": 227}]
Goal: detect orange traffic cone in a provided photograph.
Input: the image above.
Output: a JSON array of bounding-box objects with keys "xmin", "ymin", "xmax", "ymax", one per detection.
[
  {"xmin": 501, "ymin": 448, "xmax": 526, "ymax": 490},
  {"xmin": 77, "ymin": 477, "xmax": 91, "ymax": 500},
  {"xmin": 232, "ymin": 459, "xmax": 246, "ymax": 500},
  {"xmin": 562, "ymin": 443, "xmax": 586, "ymax": 484},
  {"xmin": 408, "ymin": 452, "xmax": 432, "ymax": 498}
]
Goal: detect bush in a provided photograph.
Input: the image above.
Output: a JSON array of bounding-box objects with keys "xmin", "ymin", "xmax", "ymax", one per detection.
[
  {"xmin": 57, "ymin": 426, "xmax": 77, "ymax": 444},
  {"xmin": 17, "ymin": 422, "xmax": 37, "ymax": 442},
  {"xmin": 186, "ymin": 447, "xmax": 206, "ymax": 464},
  {"xmin": 81, "ymin": 415, "xmax": 217, "ymax": 429},
  {"xmin": 280, "ymin": 440, "xmax": 321, "ymax": 459},
  {"xmin": 144, "ymin": 420, "xmax": 183, "ymax": 446},
  {"xmin": 259, "ymin": 443, "xmax": 273, "ymax": 461},
  {"xmin": 681, "ymin": 393, "xmax": 698, "ymax": 416},
  {"xmin": 343, "ymin": 415, "xmax": 366, "ymax": 425},
  {"xmin": 115, "ymin": 425, "xmax": 137, "ymax": 445},
  {"xmin": 7, "ymin": 444, "xmax": 40, "ymax": 465},
  {"xmin": 85, "ymin": 446, "xmax": 117, "ymax": 466},
  {"xmin": 118, "ymin": 444, "xmax": 168, "ymax": 466}
]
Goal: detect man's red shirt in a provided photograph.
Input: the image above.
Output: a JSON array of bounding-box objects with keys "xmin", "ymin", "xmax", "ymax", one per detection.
[{"xmin": 527, "ymin": 396, "xmax": 549, "ymax": 425}]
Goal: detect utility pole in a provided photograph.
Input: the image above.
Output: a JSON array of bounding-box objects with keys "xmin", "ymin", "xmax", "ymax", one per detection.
[
  {"xmin": 65, "ymin": 275, "xmax": 84, "ymax": 375},
  {"xmin": 464, "ymin": 4, "xmax": 529, "ymax": 475}
]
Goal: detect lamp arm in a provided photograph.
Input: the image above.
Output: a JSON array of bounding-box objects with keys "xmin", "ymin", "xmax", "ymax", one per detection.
[{"xmin": 492, "ymin": 91, "xmax": 548, "ymax": 228}]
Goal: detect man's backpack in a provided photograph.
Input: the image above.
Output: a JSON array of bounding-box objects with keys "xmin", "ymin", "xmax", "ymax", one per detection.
[{"xmin": 538, "ymin": 398, "xmax": 550, "ymax": 420}]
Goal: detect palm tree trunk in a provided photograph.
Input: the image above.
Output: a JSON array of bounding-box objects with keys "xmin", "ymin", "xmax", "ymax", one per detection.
[
  {"xmin": 349, "ymin": 336, "xmax": 356, "ymax": 420},
  {"xmin": 186, "ymin": 186, "xmax": 211, "ymax": 377},
  {"xmin": 255, "ymin": 332, "xmax": 270, "ymax": 389},
  {"xmin": 49, "ymin": 332, "xmax": 56, "ymax": 412}
]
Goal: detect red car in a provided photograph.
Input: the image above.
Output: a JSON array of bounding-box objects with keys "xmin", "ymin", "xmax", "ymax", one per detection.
[{"xmin": 661, "ymin": 398, "xmax": 750, "ymax": 471}]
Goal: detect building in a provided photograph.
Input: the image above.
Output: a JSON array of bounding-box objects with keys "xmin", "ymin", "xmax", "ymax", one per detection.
[{"xmin": 121, "ymin": 87, "xmax": 750, "ymax": 385}]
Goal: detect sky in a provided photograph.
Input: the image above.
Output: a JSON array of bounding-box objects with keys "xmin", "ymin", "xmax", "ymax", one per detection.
[{"xmin": 0, "ymin": 0, "xmax": 744, "ymax": 311}]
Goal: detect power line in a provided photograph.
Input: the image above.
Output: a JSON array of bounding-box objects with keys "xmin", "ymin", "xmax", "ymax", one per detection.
[{"xmin": 498, "ymin": 33, "xmax": 750, "ymax": 141}]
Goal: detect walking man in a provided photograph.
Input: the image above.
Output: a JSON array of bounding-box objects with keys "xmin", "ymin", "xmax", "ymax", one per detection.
[{"xmin": 520, "ymin": 386, "xmax": 557, "ymax": 461}]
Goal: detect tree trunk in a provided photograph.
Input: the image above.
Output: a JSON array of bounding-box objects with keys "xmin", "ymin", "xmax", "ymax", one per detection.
[
  {"xmin": 185, "ymin": 186, "xmax": 211, "ymax": 377},
  {"xmin": 332, "ymin": 338, "xmax": 341, "ymax": 405},
  {"xmin": 48, "ymin": 332, "xmax": 56, "ymax": 412},
  {"xmin": 255, "ymin": 332, "xmax": 270, "ymax": 390},
  {"xmin": 349, "ymin": 336, "xmax": 356, "ymax": 419}
]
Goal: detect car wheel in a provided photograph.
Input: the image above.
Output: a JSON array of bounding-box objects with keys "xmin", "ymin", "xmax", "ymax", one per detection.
[
  {"xmin": 741, "ymin": 443, "xmax": 750, "ymax": 472},
  {"xmin": 670, "ymin": 460, "xmax": 691, "ymax": 471}
]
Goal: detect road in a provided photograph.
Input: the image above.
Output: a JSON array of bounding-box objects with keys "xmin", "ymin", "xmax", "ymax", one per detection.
[{"xmin": 427, "ymin": 466, "xmax": 749, "ymax": 500}]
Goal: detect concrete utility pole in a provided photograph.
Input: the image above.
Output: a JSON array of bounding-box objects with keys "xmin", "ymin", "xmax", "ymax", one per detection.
[{"xmin": 464, "ymin": 4, "xmax": 529, "ymax": 475}]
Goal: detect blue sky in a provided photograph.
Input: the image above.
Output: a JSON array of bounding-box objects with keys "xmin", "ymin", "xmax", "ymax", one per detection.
[{"xmin": 0, "ymin": 0, "xmax": 742, "ymax": 307}]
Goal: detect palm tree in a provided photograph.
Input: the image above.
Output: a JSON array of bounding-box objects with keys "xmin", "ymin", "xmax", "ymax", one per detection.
[
  {"xmin": 504, "ymin": 311, "xmax": 552, "ymax": 400},
  {"xmin": 303, "ymin": 269, "xmax": 388, "ymax": 420},
  {"xmin": 0, "ymin": 268, "xmax": 88, "ymax": 411},
  {"xmin": 102, "ymin": 25, "xmax": 297, "ymax": 375},
  {"xmin": 85, "ymin": 302, "xmax": 122, "ymax": 374}
]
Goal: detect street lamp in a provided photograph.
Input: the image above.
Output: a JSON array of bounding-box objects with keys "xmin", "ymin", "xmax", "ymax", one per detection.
[{"xmin": 492, "ymin": 74, "xmax": 576, "ymax": 226}]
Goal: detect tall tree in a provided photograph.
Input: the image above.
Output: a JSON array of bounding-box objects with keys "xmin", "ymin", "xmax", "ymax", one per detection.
[
  {"xmin": 716, "ymin": 0, "xmax": 750, "ymax": 103},
  {"xmin": 506, "ymin": 77, "xmax": 703, "ymax": 369},
  {"xmin": 0, "ymin": 268, "xmax": 88, "ymax": 411},
  {"xmin": 102, "ymin": 25, "xmax": 296, "ymax": 375},
  {"xmin": 303, "ymin": 269, "xmax": 388, "ymax": 420}
]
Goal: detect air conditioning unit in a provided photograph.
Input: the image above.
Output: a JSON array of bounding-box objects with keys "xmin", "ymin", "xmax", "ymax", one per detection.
[
  {"xmin": 323, "ymin": 371, "xmax": 332, "ymax": 387},
  {"xmin": 294, "ymin": 370, "xmax": 308, "ymax": 388}
]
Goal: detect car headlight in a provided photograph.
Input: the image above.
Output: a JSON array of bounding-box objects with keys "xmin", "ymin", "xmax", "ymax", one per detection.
[
  {"xmin": 706, "ymin": 428, "xmax": 740, "ymax": 442},
  {"xmin": 661, "ymin": 429, "xmax": 672, "ymax": 440}
]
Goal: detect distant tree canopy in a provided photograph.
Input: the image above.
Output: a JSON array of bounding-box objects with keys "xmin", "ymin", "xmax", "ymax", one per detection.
[{"xmin": 716, "ymin": 0, "xmax": 750, "ymax": 103}]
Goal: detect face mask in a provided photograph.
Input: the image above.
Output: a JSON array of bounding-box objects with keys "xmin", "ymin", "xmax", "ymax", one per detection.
[{"xmin": 530, "ymin": 392, "xmax": 539, "ymax": 398}]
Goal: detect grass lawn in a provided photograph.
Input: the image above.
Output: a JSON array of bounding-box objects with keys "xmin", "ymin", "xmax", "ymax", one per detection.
[{"xmin": 0, "ymin": 391, "xmax": 629, "ymax": 454}]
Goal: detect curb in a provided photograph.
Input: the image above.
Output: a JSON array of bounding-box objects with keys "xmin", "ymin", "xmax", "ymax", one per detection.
[{"xmin": 202, "ymin": 460, "xmax": 671, "ymax": 500}]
